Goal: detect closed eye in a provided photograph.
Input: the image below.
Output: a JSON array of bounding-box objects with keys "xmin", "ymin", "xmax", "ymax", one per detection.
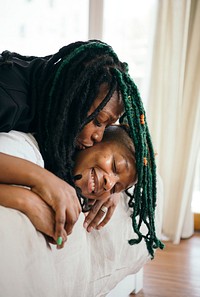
[
  {"xmin": 93, "ymin": 118, "xmax": 102, "ymax": 127},
  {"xmin": 112, "ymin": 157, "xmax": 117, "ymax": 174}
]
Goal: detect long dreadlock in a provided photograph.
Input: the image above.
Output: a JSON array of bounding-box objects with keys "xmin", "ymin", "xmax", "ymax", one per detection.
[
  {"xmin": 36, "ymin": 40, "xmax": 124, "ymax": 183},
  {"xmin": 0, "ymin": 40, "xmax": 164, "ymax": 257},
  {"xmin": 114, "ymin": 67, "xmax": 164, "ymax": 257}
]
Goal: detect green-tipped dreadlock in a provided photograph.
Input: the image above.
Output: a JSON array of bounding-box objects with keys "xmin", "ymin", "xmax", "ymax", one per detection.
[
  {"xmin": 46, "ymin": 41, "xmax": 163, "ymax": 257},
  {"xmin": 0, "ymin": 40, "xmax": 164, "ymax": 257},
  {"xmin": 113, "ymin": 67, "xmax": 164, "ymax": 258}
]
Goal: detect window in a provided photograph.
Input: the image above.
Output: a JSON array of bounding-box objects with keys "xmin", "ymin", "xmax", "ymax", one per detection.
[
  {"xmin": 0, "ymin": 0, "xmax": 89, "ymax": 56},
  {"xmin": 102, "ymin": 0, "xmax": 157, "ymax": 105},
  {"xmin": 0, "ymin": 0, "xmax": 156, "ymax": 92}
]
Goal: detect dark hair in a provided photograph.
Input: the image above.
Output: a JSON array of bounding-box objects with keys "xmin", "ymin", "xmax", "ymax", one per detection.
[{"xmin": 0, "ymin": 40, "xmax": 163, "ymax": 257}]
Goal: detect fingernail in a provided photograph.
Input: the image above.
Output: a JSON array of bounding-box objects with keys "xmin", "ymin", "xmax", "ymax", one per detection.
[
  {"xmin": 57, "ymin": 236, "xmax": 63, "ymax": 245},
  {"xmin": 83, "ymin": 222, "xmax": 88, "ymax": 229}
]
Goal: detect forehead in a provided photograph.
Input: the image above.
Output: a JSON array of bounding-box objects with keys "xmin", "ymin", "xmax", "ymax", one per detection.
[{"xmin": 88, "ymin": 85, "xmax": 124, "ymax": 121}]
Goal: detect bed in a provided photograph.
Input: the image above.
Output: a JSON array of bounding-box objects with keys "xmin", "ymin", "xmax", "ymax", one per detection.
[{"xmin": 0, "ymin": 131, "xmax": 163, "ymax": 297}]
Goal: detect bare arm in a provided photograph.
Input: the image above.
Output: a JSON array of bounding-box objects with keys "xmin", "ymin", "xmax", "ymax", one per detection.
[
  {"xmin": 0, "ymin": 152, "xmax": 81, "ymax": 246},
  {"xmin": 0, "ymin": 184, "xmax": 56, "ymax": 241}
]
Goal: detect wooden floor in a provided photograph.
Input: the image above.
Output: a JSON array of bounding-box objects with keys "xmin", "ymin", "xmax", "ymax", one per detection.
[{"xmin": 132, "ymin": 233, "xmax": 200, "ymax": 297}]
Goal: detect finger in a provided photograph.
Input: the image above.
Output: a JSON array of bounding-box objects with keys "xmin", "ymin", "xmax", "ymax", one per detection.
[
  {"xmin": 83, "ymin": 200, "xmax": 105, "ymax": 229},
  {"xmin": 63, "ymin": 198, "xmax": 81, "ymax": 235},
  {"xmin": 56, "ymin": 236, "xmax": 67, "ymax": 249},
  {"xmin": 65, "ymin": 217, "xmax": 76, "ymax": 235},
  {"xmin": 55, "ymin": 209, "xmax": 67, "ymax": 247},
  {"xmin": 86, "ymin": 205, "xmax": 111, "ymax": 231},
  {"xmin": 96, "ymin": 206, "xmax": 115, "ymax": 229},
  {"xmin": 64, "ymin": 208, "xmax": 80, "ymax": 235}
]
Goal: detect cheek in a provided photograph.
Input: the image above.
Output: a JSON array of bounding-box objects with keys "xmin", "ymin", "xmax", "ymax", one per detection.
[
  {"xmin": 73, "ymin": 168, "xmax": 88, "ymax": 190},
  {"xmin": 74, "ymin": 178, "xmax": 83, "ymax": 190},
  {"xmin": 73, "ymin": 154, "xmax": 85, "ymax": 176},
  {"xmin": 97, "ymin": 155, "xmax": 112, "ymax": 169},
  {"xmin": 124, "ymin": 170, "xmax": 136, "ymax": 188},
  {"xmin": 78, "ymin": 123, "xmax": 94, "ymax": 138}
]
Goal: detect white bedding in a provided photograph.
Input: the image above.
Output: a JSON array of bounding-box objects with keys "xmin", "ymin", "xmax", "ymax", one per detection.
[{"xmin": 0, "ymin": 131, "xmax": 161, "ymax": 297}]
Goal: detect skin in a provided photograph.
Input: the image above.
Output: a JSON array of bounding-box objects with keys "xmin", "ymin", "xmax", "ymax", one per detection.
[
  {"xmin": 83, "ymin": 194, "xmax": 121, "ymax": 232},
  {"xmin": 74, "ymin": 138, "xmax": 136, "ymax": 233},
  {"xmin": 76, "ymin": 83, "xmax": 124, "ymax": 149},
  {"xmin": 0, "ymin": 153, "xmax": 81, "ymax": 248},
  {"xmin": 73, "ymin": 140, "xmax": 136, "ymax": 200},
  {"xmin": 0, "ymin": 84, "xmax": 124, "ymax": 247},
  {"xmin": 0, "ymin": 132, "xmax": 136, "ymax": 246},
  {"xmin": 0, "ymin": 183, "xmax": 56, "ymax": 242},
  {"xmin": 75, "ymin": 83, "xmax": 124, "ymax": 232}
]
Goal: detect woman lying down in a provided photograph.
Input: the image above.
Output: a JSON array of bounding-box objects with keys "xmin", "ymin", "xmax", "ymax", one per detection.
[{"xmin": 0, "ymin": 125, "xmax": 163, "ymax": 297}]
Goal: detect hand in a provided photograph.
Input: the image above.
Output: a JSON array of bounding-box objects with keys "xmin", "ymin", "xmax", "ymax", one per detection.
[
  {"xmin": 83, "ymin": 193, "xmax": 120, "ymax": 232},
  {"xmin": 23, "ymin": 190, "xmax": 56, "ymax": 244},
  {"xmin": 31, "ymin": 168, "xmax": 82, "ymax": 247},
  {"xmin": 0, "ymin": 184, "xmax": 57, "ymax": 246},
  {"xmin": 0, "ymin": 153, "xmax": 82, "ymax": 247}
]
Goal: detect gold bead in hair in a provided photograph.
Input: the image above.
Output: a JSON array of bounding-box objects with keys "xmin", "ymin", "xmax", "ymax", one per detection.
[
  {"xmin": 140, "ymin": 114, "xmax": 145, "ymax": 125},
  {"xmin": 143, "ymin": 157, "xmax": 148, "ymax": 166}
]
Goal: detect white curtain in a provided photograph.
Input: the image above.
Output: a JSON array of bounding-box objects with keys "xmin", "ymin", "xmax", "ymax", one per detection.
[{"xmin": 147, "ymin": 0, "xmax": 200, "ymax": 243}]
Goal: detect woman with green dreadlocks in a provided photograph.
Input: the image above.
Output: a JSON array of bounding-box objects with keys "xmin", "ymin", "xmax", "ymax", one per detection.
[
  {"xmin": 0, "ymin": 40, "xmax": 163, "ymax": 255},
  {"xmin": 0, "ymin": 125, "xmax": 137, "ymax": 245}
]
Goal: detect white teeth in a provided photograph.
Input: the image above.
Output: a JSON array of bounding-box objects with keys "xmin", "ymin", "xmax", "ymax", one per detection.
[{"xmin": 91, "ymin": 170, "xmax": 95, "ymax": 192}]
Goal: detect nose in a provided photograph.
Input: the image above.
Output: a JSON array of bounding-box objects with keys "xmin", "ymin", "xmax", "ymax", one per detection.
[
  {"xmin": 103, "ymin": 174, "xmax": 118, "ymax": 192},
  {"xmin": 92, "ymin": 130, "xmax": 104, "ymax": 143}
]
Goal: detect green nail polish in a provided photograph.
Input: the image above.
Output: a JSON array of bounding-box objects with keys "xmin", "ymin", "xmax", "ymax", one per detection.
[{"xmin": 57, "ymin": 236, "xmax": 62, "ymax": 245}]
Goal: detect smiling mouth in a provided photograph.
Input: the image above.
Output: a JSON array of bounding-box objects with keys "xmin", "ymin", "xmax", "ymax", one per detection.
[{"xmin": 89, "ymin": 168, "xmax": 96, "ymax": 194}]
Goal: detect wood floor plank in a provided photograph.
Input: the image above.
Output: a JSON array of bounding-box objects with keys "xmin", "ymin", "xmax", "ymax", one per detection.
[{"xmin": 131, "ymin": 233, "xmax": 200, "ymax": 297}]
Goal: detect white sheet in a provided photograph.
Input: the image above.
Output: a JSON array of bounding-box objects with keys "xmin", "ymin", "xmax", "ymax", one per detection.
[{"xmin": 0, "ymin": 131, "xmax": 158, "ymax": 297}]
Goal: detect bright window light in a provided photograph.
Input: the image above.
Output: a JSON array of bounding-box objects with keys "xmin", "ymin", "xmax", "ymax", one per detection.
[
  {"xmin": 102, "ymin": 0, "xmax": 157, "ymax": 103},
  {"xmin": 0, "ymin": 0, "xmax": 89, "ymax": 56}
]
